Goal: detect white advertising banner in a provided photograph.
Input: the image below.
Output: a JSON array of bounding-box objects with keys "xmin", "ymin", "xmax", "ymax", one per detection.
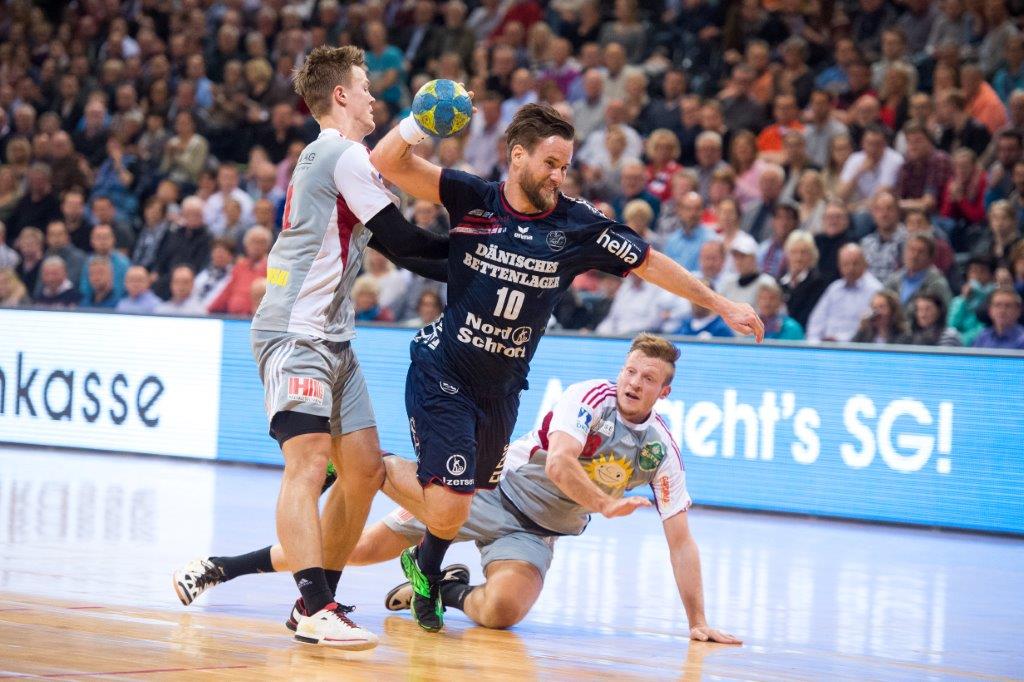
[{"xmin": 0, "ymin": 311, "xmax": 223, "ymax": 458}]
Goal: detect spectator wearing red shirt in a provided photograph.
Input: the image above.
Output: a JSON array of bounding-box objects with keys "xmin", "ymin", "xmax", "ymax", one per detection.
[
  {"xmin": 757, "ymin": 95, "xmax": 805, "ymax": 162},
  {"xmin": 207, "ymin": 225, "xmax": 270, "ymax": 316},
  {"xmin": 644, "ymin": 129, "xmax": 682, "ymax": 202},
  {"xmin": 940, "ymin": 148, "xmax": 988, "ymax": 228}
]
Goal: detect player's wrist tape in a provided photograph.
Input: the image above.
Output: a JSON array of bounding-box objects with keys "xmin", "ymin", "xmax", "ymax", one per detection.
[{"xmin": 399, "ymin": 114, "xmax": 429, "ymax": 146}]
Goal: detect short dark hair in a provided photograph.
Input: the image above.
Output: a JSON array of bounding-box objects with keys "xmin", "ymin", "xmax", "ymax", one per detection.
[
  {"xmin": 901, "ymin": 121, "xmax": 932, "ymax": 142},
  {"xmin": 998, "ymin": 130, "xmax": 1023, "ymax": 147},
  {"xmin": 966, "ymin": 254, "xmax": 996, "ymax": 273},
  {"xmin": 504, "ymin": 103, "xmax": 575, "ymax": 161},
  {"xmin": 908, "ymin": 233, "xmax": 935, "ymax": 258},
  {"xmin": 210, "ymin": 237, "xmax": 237, "ymax": 255}
]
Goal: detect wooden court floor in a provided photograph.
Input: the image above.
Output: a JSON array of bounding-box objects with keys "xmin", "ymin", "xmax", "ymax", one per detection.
[{"xmin": 1, "ymin": 446, "xmax": 1021, "ymax": 681}]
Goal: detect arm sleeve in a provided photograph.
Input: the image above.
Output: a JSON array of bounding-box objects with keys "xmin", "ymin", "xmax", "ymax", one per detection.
[
  {"xmin": 368, "ymin": 235, "xmax": 448, "ymax": 282},
  {"xmin": 333, "ymin": 144, "xmax": 397, "ymax": 224},
  {"xmin": 438, "ymin": 168, "xmax": 492, "ymax": 224},
  {"xmin": 548, "ymin": 380, "xmax": 614, "ymax": 446},
  {"xmin": 570, "ymin": 199, "xmax": 652, "ymax": 277},
  {"xmin": 364, "ymin": 204, "xmax": 449, "ymax": 260}
]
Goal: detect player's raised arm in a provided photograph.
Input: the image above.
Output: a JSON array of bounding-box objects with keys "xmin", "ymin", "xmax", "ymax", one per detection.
[
  {"xmin": 662, "ymin": 511, "xmax": 742, "ymax": 645},
  {"xmin": 634, "ymin": 250, "xmax": 765, "ymax": 342},
  {"xmin": 368, "ymin": 116, "xmax": 443, "ymax": 204}
]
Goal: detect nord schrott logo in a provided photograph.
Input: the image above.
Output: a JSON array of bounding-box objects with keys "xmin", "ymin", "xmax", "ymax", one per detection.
[{"xmin": 0, "ymin": 352, "xmax": 164, "ymax": 426}]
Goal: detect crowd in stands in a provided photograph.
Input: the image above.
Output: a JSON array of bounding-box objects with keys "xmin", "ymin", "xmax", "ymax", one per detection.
[{"xmin": 0, "ymin": 0, "xmax": 1022, "ymax": 349}]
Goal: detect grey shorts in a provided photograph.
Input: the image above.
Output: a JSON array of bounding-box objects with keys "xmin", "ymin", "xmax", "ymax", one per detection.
[
  {"xmin": 382, "ymin": 487, "xmax": 556, "ymax": 578},
  {"xmin": 251, "ymin": 330, "xmax": 376, "ymax": 437}
]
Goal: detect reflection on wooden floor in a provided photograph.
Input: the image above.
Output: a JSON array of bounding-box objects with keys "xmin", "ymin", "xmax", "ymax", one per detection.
[{"xmin": 0, "ymin": 446, "xmax": 1021, "ymax": 681}]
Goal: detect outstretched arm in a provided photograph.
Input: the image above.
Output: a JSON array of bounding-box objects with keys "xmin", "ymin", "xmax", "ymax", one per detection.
[
  {"xmin": 662, "ymin": 511, "xmax": 742, "ymax": 645},
  {"xmin": 544, "ymin": 431, "xmax": 651, "ymax": 518},
  {"xmin": 368, "ymin": 121, "xmax": 443, "ymax": 204},
  {"xmin": 634, "ymin": 250, "xmax": 765, "ymax": 341}
]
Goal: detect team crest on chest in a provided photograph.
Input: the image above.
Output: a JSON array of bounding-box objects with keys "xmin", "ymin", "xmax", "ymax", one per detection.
[
  {"xmin": 546, "ymin": 230, "xmax": 567, "ymax": 251},
  {"xmin": 638, "ymin": 442, "xmax": 666, "ymax": 471}
]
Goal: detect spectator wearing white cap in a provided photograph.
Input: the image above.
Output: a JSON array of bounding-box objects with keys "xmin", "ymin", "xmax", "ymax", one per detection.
[{"xmin": 717, "ymin": 232, "xmax": 777, "ymax": 307}]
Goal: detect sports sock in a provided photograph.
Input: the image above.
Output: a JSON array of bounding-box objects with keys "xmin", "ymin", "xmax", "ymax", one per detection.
[
  {"xmin": 325, "ymin": 569, "xmax": 342, "ymax": 595},
  {"xmin": 417, "ymin": 531, "xmax": 453, "ymax": 577},
  {"xmin": 294, "ymin": 567, "xmax": 334, "ymax": 614},
  {"xmin": 439, "ymin": 582, "xmax": 475, "ymax": 611},
  {"xmin": 211, "ymin": 546, "xmax": 275, "ymax": 581}
]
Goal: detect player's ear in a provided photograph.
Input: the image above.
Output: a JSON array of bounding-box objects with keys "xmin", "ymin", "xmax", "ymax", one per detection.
[{"xmin": 660, "ymin": 384, "xmax": 671, "ymax": 400}]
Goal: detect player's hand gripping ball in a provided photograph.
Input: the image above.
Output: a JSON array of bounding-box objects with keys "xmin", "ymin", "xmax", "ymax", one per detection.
[{"xmin": 411, "ymin": 79, "xmax": 473, "ymax": 138}]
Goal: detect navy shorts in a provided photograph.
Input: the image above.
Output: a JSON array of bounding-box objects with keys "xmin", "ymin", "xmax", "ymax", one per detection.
[{"xmin": 405, "ymin": 360, "xmax": 519, "ymax": 493}]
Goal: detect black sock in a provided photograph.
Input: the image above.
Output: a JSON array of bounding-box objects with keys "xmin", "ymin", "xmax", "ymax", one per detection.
[
  {"xmin": 417, "ymin": 531, "xmax": 453, "ymax": 576},
  {"xmin": 325, "ymin": 569, "xmax": 342, "ymax": 596},
  {"xmin": 439, "ymin": 582, "xmax": 475, "ymax": 611},
  {"xmin": 211, "ymin": 546, "xmax": 275, "ymax": 581},
  {"xmin": 294, "ymin": 567, "xmax": 334, "ymax": 614}
]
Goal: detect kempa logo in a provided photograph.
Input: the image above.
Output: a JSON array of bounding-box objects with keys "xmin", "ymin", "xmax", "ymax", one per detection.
[
  {"xmin": 513, "ymin": 224, "xmax": 533, "ymax": 240},
  {"xmin": 596, "ymin": 228, "xmax": 640, "ymax": 265},
  {"xmin": 439, "ymin": 381, "xmax": 459, "ymax": 395},
  {"xmin": 0, "ymin": 352, "xmax": 164, "ymax": 426},
  {"xmin": 447, "ymin": 454, "xmax": 467, "ymax": 476},
  {"xmin": 511, "ymin": 326, "xmax": 532, "ymax": 345}
]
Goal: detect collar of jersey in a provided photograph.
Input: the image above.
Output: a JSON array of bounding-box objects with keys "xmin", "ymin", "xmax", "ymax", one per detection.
[
  {"xmin": 616, "ymin": 409, "xmax": 656, "ymax": 431},
  {"xmin": 498, "ymin": 182, "xmax": 557, "ymax": 221}
]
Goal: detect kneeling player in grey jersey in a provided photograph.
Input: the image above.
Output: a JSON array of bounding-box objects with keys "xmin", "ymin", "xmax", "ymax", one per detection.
[{"xmin": 181, "ymin": 334, "xmax": 740, "ymax": 643}]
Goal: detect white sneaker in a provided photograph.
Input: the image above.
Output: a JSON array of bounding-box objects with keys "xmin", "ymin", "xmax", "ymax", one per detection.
[
  {"xmin": 173, "ymin": 558, "xmax": 225, "ymax": 605},
  {"xmin": 293, "ymin": 602, "xmax": 379, "ymax": 650}
]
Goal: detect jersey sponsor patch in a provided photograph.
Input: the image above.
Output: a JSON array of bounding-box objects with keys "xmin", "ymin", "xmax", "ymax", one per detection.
[
  {"xmin": 596, "ymin": 227, "xmax": 642, "ymax": 265},
  {"xmin": 439, "ymin": 381, "xmax": 459, "ymax": 394},
  {"xmin": 638, "ymin": 442, "xmax": 666, "ymax": 471},
  {"xmin": 583, "ymin": 454, "xmax": 634, "ymax": 494},
  {"xmin": 267, "ymin": 267, "xmax": 290, "ymax": 287},
  {"xmin": 597, "ymin": 419, "xmax": 615, "ymax": 437},
  {"xmin": 576, "ymin": 407, "xmax": 592, "ymax": 431},
  {"xmin": 287, "ymin": 376, "xmax": 326, "ymax": 406},
  {"xmin": 656, "ymin": 476, "xmax": 671, "ymax": 508}
]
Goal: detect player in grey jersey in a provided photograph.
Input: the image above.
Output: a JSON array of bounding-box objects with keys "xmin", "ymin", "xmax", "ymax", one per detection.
[
  {"xmin": 173, "ymin": 46, "xmax": 448, "ymax": 650},
  {"xmin": 185, "ymin": 335, "xmax": 741, "ymax": 644}
]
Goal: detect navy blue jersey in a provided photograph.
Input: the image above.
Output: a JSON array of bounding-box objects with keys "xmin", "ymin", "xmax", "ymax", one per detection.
[{"xmin": 412, "ymin": 169, "xmax": 651, "ymax": 397}]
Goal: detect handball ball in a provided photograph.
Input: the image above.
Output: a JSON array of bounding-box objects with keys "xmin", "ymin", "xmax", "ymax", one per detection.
[{"xmin": 411, "ymin": 79, "xmax": 472, "ymax": 138}]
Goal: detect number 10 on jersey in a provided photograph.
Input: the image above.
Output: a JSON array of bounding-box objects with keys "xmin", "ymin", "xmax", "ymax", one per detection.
[{"xmin": 494, "ymin": 287, "xmax": 525, "ymax": 320}]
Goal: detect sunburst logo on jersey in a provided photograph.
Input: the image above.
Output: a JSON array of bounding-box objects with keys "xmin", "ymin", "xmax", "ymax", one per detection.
[{"xmin": 583, "ymin": 454, "xmax": 634, "ymax": 494}]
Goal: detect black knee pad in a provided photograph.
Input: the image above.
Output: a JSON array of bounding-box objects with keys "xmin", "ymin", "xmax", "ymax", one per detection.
[{"xmin": 270, "ymin": 411, "xmax": 330, "ymax": 448}]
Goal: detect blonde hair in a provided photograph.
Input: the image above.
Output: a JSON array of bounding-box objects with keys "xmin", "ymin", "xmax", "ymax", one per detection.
[
  {"xmin": 629, "ymin": 333, "xmax": 680, "ymax": 385},
  {"xmin": 292, "ymin": 46, "xmax": 366, "ymax": 118},
  {"xmin": 622, "ymin": 199, "xmax": 654, "ymax": 229},
  {"xmin": 0, "ymin": 268, "xmax": 27, "ymax": 305},
  {"xmin": 784, "ymin": 230, "xmax": 820, "ymax": 266},
  {"xmin": 645, "ymin": 128, "xmax": 681, "ymax": 161}
]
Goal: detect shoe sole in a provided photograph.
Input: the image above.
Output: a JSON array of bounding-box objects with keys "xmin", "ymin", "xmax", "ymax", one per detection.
[
  {"xmin": 384, "ymin": 581, "xmax": 412, "ymax": 612},
  {"xmin": 400, "ymin": 550, "xmax": 443, "ymax": 633},
  {"xmin": 293, "ymin": 633, "xmax": 378, "ymax": 650},
  {"xmin": 172, "ymin": 574, "xmax": 193, "ymax": 606}
]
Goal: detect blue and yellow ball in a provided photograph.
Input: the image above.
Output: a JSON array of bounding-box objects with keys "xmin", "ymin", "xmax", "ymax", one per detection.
[{"xmin": 411, "ymin": 79, "xmax": 473, "ymax": 138}]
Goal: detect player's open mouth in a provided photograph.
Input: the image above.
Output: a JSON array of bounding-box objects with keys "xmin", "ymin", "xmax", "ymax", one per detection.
[{"xmin": 624, "ymin": 391, "xmax": 639, "ymax": 401}]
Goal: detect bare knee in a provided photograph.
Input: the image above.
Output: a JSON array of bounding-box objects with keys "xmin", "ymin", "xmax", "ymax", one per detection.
[
  {"xmin": 282, "ymin": 444, "xmax": 331, "ymax": 490},
  {"xmin": 474, "ymin": 592, "xmax": 529, "ymax": 629},
  {"xmin": 423, "ymin": 491, "xmax": 472, "ymax": 534},
  {"xmin": 340, "ymin": 454, "xmax": 384, "ymax": 491}
]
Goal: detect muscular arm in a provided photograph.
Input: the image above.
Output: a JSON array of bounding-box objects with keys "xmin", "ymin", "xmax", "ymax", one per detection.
[
  {"xmin": 543, "ymin": 431, "xmax": 650, "ymax": 517},
  {"xmin": 368, "ymin": 235, "xmax": 448, "ymax": 282},
  {"xmin": 663, "ymin": 511, "xmax": 742, "ymax": 644},
  {"xmin": 634, "ymin": 250, "xmax": 765, "ymax": 341},
  {"xmin": 364, "ymin": 203, "xmax": 449, "ymax": 260},
  {"xmin": 368, "ymin": 125, "xmax": 443, "ymax": 204}
]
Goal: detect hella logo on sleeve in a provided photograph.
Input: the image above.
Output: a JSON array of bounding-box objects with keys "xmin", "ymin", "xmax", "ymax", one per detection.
[{"xmin": 597, "ymin": 228, "xmax": 640, "ymax": 265}]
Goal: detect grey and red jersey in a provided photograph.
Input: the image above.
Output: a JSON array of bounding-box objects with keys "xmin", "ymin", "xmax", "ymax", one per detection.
[
  {"xmin": 499, "ymin": 379, "xmax": 691, "ymax": 536},
  {"xmin": 251, "ymin": 129, "xmax": 395, "ymax": 341}
]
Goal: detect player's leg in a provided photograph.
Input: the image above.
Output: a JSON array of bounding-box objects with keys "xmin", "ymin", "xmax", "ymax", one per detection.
[
  {"xmin": 461, "ymin": 559, "xmax": 544, "ymax": 629},
  {"xmin": 260, "ymin": 334, "xmax": 376, "ymax": 648},
  {"xmin": 390, "ymin": 363, "xmax": 478, "ymax": 632}
]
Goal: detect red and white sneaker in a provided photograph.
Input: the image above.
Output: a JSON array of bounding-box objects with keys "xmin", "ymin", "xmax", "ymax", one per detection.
[{"xmin": 291, "ymin": 600, "xmax": 378, "ymax": 650}]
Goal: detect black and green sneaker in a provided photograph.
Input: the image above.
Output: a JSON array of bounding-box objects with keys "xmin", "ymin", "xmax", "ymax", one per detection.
[
  {"xmin": 400, "ymin": 546, "xmax": 444, "ymax": 632},
  {"xmin": 321, "ymin": 462, "xmax": 337, "ymax": 495}
]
